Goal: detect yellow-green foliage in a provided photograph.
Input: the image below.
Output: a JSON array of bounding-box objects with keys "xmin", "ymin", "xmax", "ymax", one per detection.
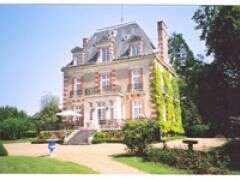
[{"xmin": 151, "ymin": 60, "xmax": 184, "ymax": 134}]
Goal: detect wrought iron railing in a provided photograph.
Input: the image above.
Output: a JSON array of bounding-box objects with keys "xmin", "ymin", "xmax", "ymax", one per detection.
[
  {"xmin": 84, "ymin": 85, "xmax": 121, "ymax": 96},
  {"xmin": 69, "ymin": 90, "xmax": 83, "ymax": 97},
  {"xmin": 128, "ymin": 83, "xmax": 143, "ymax": 91}
]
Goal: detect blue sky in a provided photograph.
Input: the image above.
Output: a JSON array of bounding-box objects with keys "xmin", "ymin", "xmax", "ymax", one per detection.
[{"xmin": 0, "ymin": 5, "xmax": 208, "ymax": 115}]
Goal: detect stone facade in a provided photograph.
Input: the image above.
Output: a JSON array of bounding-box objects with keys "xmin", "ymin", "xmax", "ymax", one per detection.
[{"xmin": 61, "ymin": 21, "xmax": 175, "ymax": 130}]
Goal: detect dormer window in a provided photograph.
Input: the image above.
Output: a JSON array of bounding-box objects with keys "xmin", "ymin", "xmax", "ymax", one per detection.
[
  {"xmin": 73, "ymin": 53, "xmax": 85, "ymax": 66},
  {"xmin": 73, "ymin": 55, "xmax": 78, "ymax": 66},
  {"xmin": 98, "ymin": 47, "xmax": 111, "ymax": 63},
  {"xmin": 130, "ymin": 44, "xmax": 140, "ymax": 57}
]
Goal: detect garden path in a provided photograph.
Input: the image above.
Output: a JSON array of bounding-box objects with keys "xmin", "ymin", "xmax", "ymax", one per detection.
[{"xmin": 5, "ymin": 138, "xmax": 226, "ymax": 173}]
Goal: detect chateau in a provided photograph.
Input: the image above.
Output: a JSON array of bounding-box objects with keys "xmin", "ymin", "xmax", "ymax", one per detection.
[{"xmin": 62, "ymin": 21, "xmax": 181, "ymax": 133}]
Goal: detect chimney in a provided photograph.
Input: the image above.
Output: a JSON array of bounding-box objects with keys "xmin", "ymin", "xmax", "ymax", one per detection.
[
  {"xmin": 157, "ymin": 21, "xmax": 169, "ymax": 63},
  {"xmin": 82, "ymin": 38, "xmax": 89, "ymax": 49}
]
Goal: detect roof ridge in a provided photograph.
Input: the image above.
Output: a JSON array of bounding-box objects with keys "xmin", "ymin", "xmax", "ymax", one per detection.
[{"xmin": 96, "ymin": 21, "xmax": 137, "ymax": 32}]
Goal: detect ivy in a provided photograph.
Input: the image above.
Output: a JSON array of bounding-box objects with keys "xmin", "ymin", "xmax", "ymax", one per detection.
[{"xmin": 151, "ymin": 60, "xmax": 184, "ymax": 134}]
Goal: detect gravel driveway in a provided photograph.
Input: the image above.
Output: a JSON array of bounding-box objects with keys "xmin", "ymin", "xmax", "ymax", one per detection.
[
  {"xmin": 4, "ymin": 143, "xmax": 143, "ymax": 174},
  {"xmin": 4, "ymin": 138, "xmax": 226, "ymax": 174}
]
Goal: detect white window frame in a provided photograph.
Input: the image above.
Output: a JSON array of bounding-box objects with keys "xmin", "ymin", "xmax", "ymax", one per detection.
[
  {"xmin": 100, "ymin": 72, "xmax": 110, "ymax": 91},
  {"xmin": 73, "ymin": 105, "xmax": 82, "ymax": 122},
  {"xmin": 109, "ymin": 100, "xmax": 114, "ymax": 120},
  {"xmin": 73, "ymin": 55, "xmax": 78, "ymax": 66},
  {"xmin": 131, "ymin": 68, "xmax": 141, "ymax": 90},
  {"xmin": 73, "ymin": 78, "xmax": 81, "ymax": 96},
  {"xmin": 99, "ymin": 47, "xmax": 111, "ymax": 63},
  {"xmin": 97, "ymin": 102, "xmax": 106, "ymax": 121},
  {"xmin": 132, "ymin": 100, "xmax": 142, "ymax": 119},
  {"xmin": 89, "ymin": 102, "xmax": 94, "ymax": 121},
  {"xmin": 130, "ymin": 44, "xmax": 140, "ymax": 57}
]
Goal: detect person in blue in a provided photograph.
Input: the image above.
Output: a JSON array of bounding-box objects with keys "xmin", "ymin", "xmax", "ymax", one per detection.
[{"xmin": 48, "ymin": 140, "xmax": 56, "ymax": 155}]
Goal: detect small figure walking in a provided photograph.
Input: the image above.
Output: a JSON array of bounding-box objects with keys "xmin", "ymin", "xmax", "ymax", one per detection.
[{"xmin": 47, "ymin": 136, "xmax": 59, "ymax": 157}]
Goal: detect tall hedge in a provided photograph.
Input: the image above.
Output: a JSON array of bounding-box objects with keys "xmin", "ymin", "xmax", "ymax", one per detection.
[
  {"xmin": 0, "ymin": 141, "xmax": 8, "ymax": 156},
  {"xmin": 151, "ymin": 60, "xmax": 184, "ymax": 134}
]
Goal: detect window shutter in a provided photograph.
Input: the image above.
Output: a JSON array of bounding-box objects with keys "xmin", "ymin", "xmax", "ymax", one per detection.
[
  {"xmin": 130, "ymin": 100, "xmax": 132, "ymax": 119},
  {"xmin": 95, "ymin": 72, "xmax": 100, "ymax": 93},
  {"xmin": 72, "ymin": 78, "xmax": 75, "ymax": 91},
  {"xmin": 140, "ymin": 68, "xmax": 144, "ymax": 84},
  {"xmin": 141, "ymin": 100, "xmax": 145, "ymax": 118},
  {"xmin": 81, "ymin": 77, "xmax": 83, "ymax": 90},
  {"xmin": 128, "ymin": 69, "xmax": 132, "ymax": 91}
]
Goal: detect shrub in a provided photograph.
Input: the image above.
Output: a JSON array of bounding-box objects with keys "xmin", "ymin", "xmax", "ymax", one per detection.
[
  {"xmin": 31, "ymin": 130, "xmax": 70, "ymax": 144},
  {"xmin": 0, "ymin": 118, "xmax": 30, "ymax": 140},
  {"xmin": 212, "ymin": 139, "xmax": 240, "ymax": 168},
  {"xmin": 144, "ymin": 147, "xmax": 229, "ymax": 174},
  {"xmin": 23, "ymin": 130, "xmax": 38, "ymax": 138},
  {"xmin": 92, "ymin": 131, "xmax": 124, "ymax": 144},
  {"xmin": 122, "ymin": 119, "xmax": 160, "ymax": 154},
  {"xmin": 31, "ymin": 138, "xmax": 63, "ymax": 144},
  {"xmin": 0, "ymin": 141, "xmax": 8, "ymax": 156},
  {"xmin": 188, "ymin": 124, "xmax": 210, "ymax": 137}
]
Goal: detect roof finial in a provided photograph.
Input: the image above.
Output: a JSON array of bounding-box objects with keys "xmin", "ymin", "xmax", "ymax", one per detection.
[{"xmin": 121, "ymin": 4, "xmax": 124, "ymax": 24}]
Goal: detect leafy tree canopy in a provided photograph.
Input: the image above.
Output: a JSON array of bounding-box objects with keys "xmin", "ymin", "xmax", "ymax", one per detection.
[{"xmin": 38, "ymin": 94, "xmax": 60, "ymax": 123}]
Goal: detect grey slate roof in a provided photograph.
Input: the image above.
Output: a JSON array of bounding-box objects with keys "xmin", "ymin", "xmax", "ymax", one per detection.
[{"xmin": 73, "ymin": 22, "xmax": 156, "ymax": 65}]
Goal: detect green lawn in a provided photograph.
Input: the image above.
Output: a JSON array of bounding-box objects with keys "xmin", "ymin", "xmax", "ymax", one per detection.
[
  {"xmin": 0, "ymin": 156, "xmax": 97, "ymax": 174},
  {"xmin": 113, "ymin": 155, "xmax": 191, "ymax": 174},
  {"xmin": 1, "ymin": 138, "xmax": 34, "ymax": 144}
]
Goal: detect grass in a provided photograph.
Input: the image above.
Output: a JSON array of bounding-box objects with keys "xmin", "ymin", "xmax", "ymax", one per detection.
[
  {"xmin": 0, "ymin": 156, "xmax": 97, "ymax": 174},
  {"xmin": 113, "ymin": 155, "xmax": 191, "ymax": 174},
  {"xmin": 1, "ymin": 138, "xmax": 35, "ymax": 144}
]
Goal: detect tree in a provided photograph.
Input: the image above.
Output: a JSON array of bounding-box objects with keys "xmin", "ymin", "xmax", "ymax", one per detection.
[
  {"xmin": 193, "ymin": 6, "xmax": 240, "ymax": 136},
  {"xmin": 168, "ymin": 33, "xmax": 209, "ymax": 137},
  {"xmin": 38, "ymin": 94, "xmax": 60, "ymax": 130},
  {"xmin": 0, "ymin": 106, "xmax": 28, "ymax": 122},
  {"xmin": 0, "ymin": 106, "xmax": 36, "ymax": 140}
]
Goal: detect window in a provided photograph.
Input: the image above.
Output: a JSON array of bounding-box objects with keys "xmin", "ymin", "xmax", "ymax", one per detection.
[
  {"xmin": 132, "ymin": 100, "xmax": 143, "ymax": 119},
  {"xmin": 74, "ymin": 78, "xmax": 81, "ymax": 96},
  {"xmin": 73, "ymin": 55, "xmax": 78, "ymax": 65},
  {"xmin": 97, "ymin": 102, "xmax": 106, "ymax": 121},
  {"xmin": 73, "ymin": 105, "xmax": 82, "ymax": 122},
  {"xmin": 131, "ymin": 68, "xmax": 142, "ymax": 90},
  {"xmin": 109, "ymin": 100, "xmax": 114, "ymax": 120},
  {"xmin": 99, "ymin": 47, "xmax": 111, "ymax": 62},
  {"xmin": 130, "ymin": 44, "xmax": 140, "ymax": 56},
  {"xmin": 100, "ymin": 72, "xmax": 110, "ymax": 91},
  {"xmin": 89, "ymin": 102, "xmax": 94, "ymax": 121}
]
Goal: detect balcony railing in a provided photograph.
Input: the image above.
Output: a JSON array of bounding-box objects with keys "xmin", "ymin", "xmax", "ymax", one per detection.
[
  {"xmin": 99, "ymin": 119, "xmax": 125, "ymax": 129},
  {"xmin": 85, "ymin": 85, "xmax": 121, "ymax": 96},
  {"xmin": 85, "ymin": 88, "xmax": 98, "ymax": 96},
  {"xmin": 69, "ymin": 90, "xmax": 83, "ymax": 97},
  {"xmin": 128, "ymin": 83, "xmax": 143, "ymax": 91}
]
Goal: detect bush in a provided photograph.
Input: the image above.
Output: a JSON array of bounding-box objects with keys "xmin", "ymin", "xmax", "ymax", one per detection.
[
  {"xmin": 144, "ymin": 147, "xmax": 229, "ymax": 174},
  {"xmin": 188, "ymin": 124, "xmax": 210, "ymax": 137},
  {"xmin": 212, "ymin": 139, "xmax": 240, "ymax": 168},
  {"xmin": 31, "ymin": 138, "xmax": 63, "ymax": 144},
  {"xmin": 38, "ymin": 130, "xmax": 66, "ymax": 140},
  {"xmin": 31, "ymin": 130, "xmax": 70, "ymax": 144},
  {"xmin": 92, "ymin": 131, "xmax": 124, "ymax": 144},
  {"xmin": 0, "ymin": 141, "xmax": 8, "ymax": 156},
  {"xmin": 122, "ymin": 119, "xmax": 160, "ymax": 154},
  {"xmin": 0, "ymin": 118, "xmax": 31, "ymax": 140},
  {"xmin": 23, "ymin": 130, "xmax": 38, "ymax": 138}
]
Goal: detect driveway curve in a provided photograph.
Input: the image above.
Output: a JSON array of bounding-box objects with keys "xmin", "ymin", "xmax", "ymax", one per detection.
[{"xmin": 5, "ymin": 143, "xmax": 144, "ymax": 174}]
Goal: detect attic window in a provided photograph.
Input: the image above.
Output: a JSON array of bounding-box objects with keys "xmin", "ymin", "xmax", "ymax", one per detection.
[
  {"xmin": 130, "ymin": 44, "xmax": 140, "ymax": 57},
  {"xmin": 73, "ymin": 55, "xmax": 78, "ymax": 66},
  {"xmin": 98, "ymin": 47, "xmax": 111, "ymax": 63},
  {"xmin": 73, "ymin": 53, "xmax": 85, "ymax": 66}
]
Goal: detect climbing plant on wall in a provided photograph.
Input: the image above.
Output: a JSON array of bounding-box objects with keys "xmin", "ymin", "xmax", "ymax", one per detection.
[{"xmin": 151, "ymin": 60, "xmax": 184, "ymax": 134}]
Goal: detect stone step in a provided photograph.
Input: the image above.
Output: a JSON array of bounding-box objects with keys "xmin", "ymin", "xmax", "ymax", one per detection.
[{"xmin": 64, "ymin": 129, "xmax": 96, "ymax": 145}]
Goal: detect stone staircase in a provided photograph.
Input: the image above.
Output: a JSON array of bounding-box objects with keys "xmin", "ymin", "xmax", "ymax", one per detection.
[{"xmin": 64, "ymin": 129, "xmax": 96, "ymax": 145}]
